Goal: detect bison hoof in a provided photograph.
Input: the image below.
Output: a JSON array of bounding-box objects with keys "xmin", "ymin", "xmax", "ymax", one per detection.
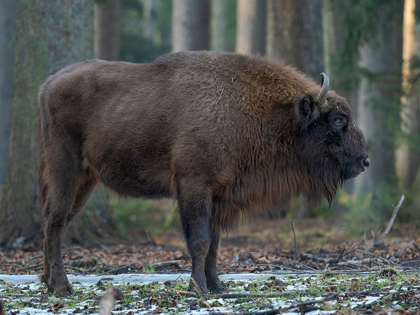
[
  {"xmin": 208, "ymin": 281, "xmax": 227, "ymax": 294},
  {"xmin": 39, "ymin": 273, "xmax": 49, "ymax": 285},
  {"xmin": 48, "ymin": 278, "xmax": 74, "ymax": 296},
  {"xmin": 53, "ymin": 283, "xmax": 74, "ymax": 297},
  {"xmin": 189, "ymin": 279, "xmax": 208, "ymax": 295}
]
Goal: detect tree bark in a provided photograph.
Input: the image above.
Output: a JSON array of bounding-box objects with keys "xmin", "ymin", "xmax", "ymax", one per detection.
[
  {"xmin": 172, "ymin": 0, "xmax": 210, "ymax": 52},
  {"xmin": 353, "ymin": 2, "xmax": 403, "ymax": 205},
  {"xmin": 235, "ymin": 0, "xmax": 266, "ymax": 55},
  {"xmin": 396, "ymin": 0, "xmax": 420, "ymax": 188},
  {"xmin": 0, "ymin": 0, "xmax": 17, "ymax": 186},
  {"xmin": 0, "ymin": 0, "xmax": 119, "ymax": 248},
  {"xmin": 94, "ymin": 0, "xmax": 120, "ymax": 60},
  {"xmin": 211, "ymin": 0, "xmax": 236, "ymax": 52},
  {"xmin": 267, "ymin": 0, "xmax": 324, "ymax": 79}
]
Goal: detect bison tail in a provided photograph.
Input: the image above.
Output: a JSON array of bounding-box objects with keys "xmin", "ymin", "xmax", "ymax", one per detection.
[{"xmin": 38, "ymin": 85, "xmax": 49, "ymax": 218}]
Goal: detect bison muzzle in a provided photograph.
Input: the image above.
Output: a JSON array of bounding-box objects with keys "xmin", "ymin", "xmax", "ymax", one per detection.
[{"xmin": 38, "ymin": 51, "xmax": 368, "ymax": 296}]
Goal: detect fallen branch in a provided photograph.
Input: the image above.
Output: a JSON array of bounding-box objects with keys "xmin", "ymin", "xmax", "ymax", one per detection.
[
  {"xmin": 211, "ymin": 294, "xmax": 339, "ymax": 315},
  {"xmin": 103, "ymin": 263, "xmax": 136, "ymax": 275},
  {"xmin": 152, "ymin": 260, "xmax": 181, "ymax": 268},
  {"xmin": 145, "ymin": 230, "xmax": 156, "ymax": 247},
  {"xmin": 290, "ymin": 219, "xmax": 297, "ymax": 255},
  {"xmin": 377, "ymin": 195, "xmax": 405, "ymax": 244},
  {"xmin": 220, "ymin": 292, "xmax": 283, "ymax": 299},
  {"xmin": 366, "ymin": 195, "xmax": 405, "ymax": 251},
  {"xmin": 282, "ymin": 294, "xmax": 338, "ymax": 312},
  {"xmin": 177, "ymin": 290, "xmax": 322, "ymax": 300},
  {"xmin": 397, "ymin": 241, "xmax": 416, "ymax": 256},
  {"xmin": 317, "ymin": 227, "xmax": 346, "ymax": 254},
  {"xmin": 190, "ymin": 278, "xmax": 211, "ymax": 308},
  {"xmin": 20, "ymin": 262, "xmax": 43, "ymax": 271}
]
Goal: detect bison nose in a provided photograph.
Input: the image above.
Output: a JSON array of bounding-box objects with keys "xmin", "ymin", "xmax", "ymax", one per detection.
[{"xmin": 361, "ymin": 156, "xmax": 370, "ymax": 171}]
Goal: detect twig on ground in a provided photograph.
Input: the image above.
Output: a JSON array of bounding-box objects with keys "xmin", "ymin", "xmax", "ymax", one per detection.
[
  {"xmin": 24, "ymin": 253, "xmax": 44, "ymax": 263},
  {"xmin": 152, "ymin": 260, "xmax": 181, "ymax": 268},
  {"xmin": 354, "ymin": 249, "xmax": 399, "ymax": 267},
  {"xmin": 281, "ymin": 294, "xmax": 338, "ymax": 312},
  {"xmin": 378, "ymin": 195, "xmax": 405, "ymax": 244},
  {"xmin": 366, "ymin": 195, "xmax": 405, "ymax": 251},
  {"xmin": 103, "ymin": 263, "xmax": 136, "ymax": 275},
  {"xmin": 0, "ymin": 263, "xmax": 21, "ymax": 267},
  {"xmin": 290, "ymin": 220, "xmax": 297, "ymax": 255},
  {"xmin": 0, "ymin": 300, "xmax": 5, "ymax": 315},
  {"xmin": 220, "ymin": 292, "xmax": 282, "ymax": 299},
  {"xmin": 175, "ymin": 290, "xmax": 197, "ymax": 297},
  {"xmin": 211, "ymin": 309, "xmax": 279, "ymax": 315},
  {"xmin": 366, "ymin": 230, "xmax": 377, "ymax": 252},
  {"xmin": 272, "ymin": 255, "xmax": 318, "ymax": 271},
  {"xmin": 300, "ymin": 252, "xmax": 336, "ymax": 264},
  {"xmin": 336, "ymin": 248, "xmax": 346, "ymax": 262},
  {"xmin": 177, "ymin": 290, "xmax": 319, "ymax": 300},
  {"xmin": 397, "ymin": 241, "xmax": 416, "ymax": 256},
  {"xmin": 318, "ymin": 227, "xmax": 346, "ymax": 254},
  {"xmin": 145, "ymin": 230, "xmax": 156, "ymax": 247},
  {"xmin": 20, "ymin": 262, "xmax": 43, "ymax": 271},
  {"xmin": 190, "ymin": 278, "xmax": 211, "ymax": 308}
]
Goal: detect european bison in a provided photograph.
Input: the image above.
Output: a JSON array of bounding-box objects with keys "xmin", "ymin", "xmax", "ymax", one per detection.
[{"xmin": 38, "ymin": 51, "xmax": 369, "ymax": 296}]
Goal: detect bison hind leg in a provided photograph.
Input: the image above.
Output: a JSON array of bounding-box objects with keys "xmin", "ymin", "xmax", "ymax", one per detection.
[
  {"xmin": 66, "ymin": 169, "xmax": 97, "ymax": 225},
  {"xmin": 41, "ymin": 143, "xmax": 94, "ymax": 296}
]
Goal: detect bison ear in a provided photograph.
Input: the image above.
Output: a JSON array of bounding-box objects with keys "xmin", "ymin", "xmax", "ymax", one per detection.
[{"xmin": 295, "ymin": 94, "xmax": 319, "ymax": 130}]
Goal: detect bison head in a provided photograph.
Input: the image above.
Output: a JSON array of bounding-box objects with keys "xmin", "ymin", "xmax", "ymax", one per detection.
[{"xmin": 294, "ymin": 73, "xmax": 369, "ymax": 204}]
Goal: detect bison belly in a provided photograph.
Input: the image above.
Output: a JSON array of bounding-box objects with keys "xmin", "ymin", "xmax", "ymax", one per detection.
[{"xmin": 83, "ymin": 125, "xmax": 174, "ymax": 199}]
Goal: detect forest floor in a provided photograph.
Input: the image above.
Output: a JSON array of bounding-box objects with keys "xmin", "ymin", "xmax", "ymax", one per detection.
[{"xmin": 1, "ymin": 218, "xmax": 420, "ymax": 314}]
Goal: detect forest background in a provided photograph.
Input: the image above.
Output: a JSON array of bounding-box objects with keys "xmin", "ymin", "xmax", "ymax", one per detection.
[{"xmin": 0, "ymin": 0, "xmax": 419, "ymax": 249}]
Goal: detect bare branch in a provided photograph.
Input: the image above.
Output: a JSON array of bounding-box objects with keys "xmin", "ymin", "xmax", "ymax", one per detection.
[
  {"xmin": 290, "ymin": 219, "xmax": 297, "ymax": 255},
  {"xmin": 378, "ymin": 195, "xmax": 405, "ymax": 244}
]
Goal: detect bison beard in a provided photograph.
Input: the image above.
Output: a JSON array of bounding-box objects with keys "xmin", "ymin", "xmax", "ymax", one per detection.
[{"xmin": 38, "ymin": 51, "xmax": 368, "ymax": 296}]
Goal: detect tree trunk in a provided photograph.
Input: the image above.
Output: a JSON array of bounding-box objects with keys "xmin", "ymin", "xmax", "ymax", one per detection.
[
  {"xmin": 0, "ymin": 0, "xmax": 16, "ymax": 186},
  {"xmin": 0, "ymin": 0, "xmax": 119, "ymax": 248},
  {"xmin": 211, "ymin": 0, "xmax": 236, "ymax": 52},
  {"xmin": 353, "ymin": 2, "xmax": 403, "ymax": 208},
  {"xmin": 172, "ymin": 0, "xmax": 210, "ymax": 52},
  {"xmin": 396, "ymin": 0, "xmax": 420, "ymax": 188},
  {"xmin": 235, "ymin": 0, "xmax": 266, "ymax": 55},
  {"xmin": 94, "ymin": 0, "xmax": 120, "ymax": 60},
  {"xmin": 267, "ymin": 0, "xmax": 324, "ymax": 79}
]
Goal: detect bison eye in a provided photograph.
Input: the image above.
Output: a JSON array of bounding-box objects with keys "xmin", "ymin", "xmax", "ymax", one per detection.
[
  {"xmin": 333, "ymin": 117, "xmax": 343, "ymax": 126},
  {"xmin": 330, "ymin": 116, "xmax": 347, "ymax": 132}
]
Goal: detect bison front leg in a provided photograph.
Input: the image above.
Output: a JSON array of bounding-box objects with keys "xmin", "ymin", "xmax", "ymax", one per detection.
[
  {"xmin": 205, "ymin": 229, "xmax": 227, "ymax": 293},
  {"xmin": 177, "ymin": 181, "xmax": 211, "ymax": 294}
]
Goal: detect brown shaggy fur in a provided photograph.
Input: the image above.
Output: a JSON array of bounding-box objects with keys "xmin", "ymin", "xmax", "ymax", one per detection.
[{"xmin": 38, "ymin": 51, "xmax": 368, "ymax": 295}]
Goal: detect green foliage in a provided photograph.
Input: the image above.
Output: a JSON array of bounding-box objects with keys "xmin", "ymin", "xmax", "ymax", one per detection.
[
  {"xmin": 94, "ymin": 0, "xmax": 110, "ymax": 5},
  {"xmin": 119, "ymin": 0, "xmax": 171, "ymax": 63},
  {"xmin": 211, "ymin": 0, "xmax": 237, "ymax": 51},
  {"xmin": 306, "ymin": 199, "xmax": 334, "ymax": 218},
  {"xmin": 339, "ymin": 183, "xmax": 404, "ymax": 236},
  {"xmin": 330, "ymin": 0, "xmax": 402, "ymax": 92},
  {"xmin": 109, "ymin": 194, "xmax": 175, "ymax": 234},
  {"xmin": 341, "ymin": 192, "xmax": 382, "ymax": 236}
]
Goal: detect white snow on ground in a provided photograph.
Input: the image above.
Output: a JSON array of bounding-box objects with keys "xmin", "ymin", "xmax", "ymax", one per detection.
[{"xmin": 0, "ymin": 273, "xmax": 418, "ymax": 314}]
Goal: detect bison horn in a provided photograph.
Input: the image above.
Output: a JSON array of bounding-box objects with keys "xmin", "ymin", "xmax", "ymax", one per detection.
[{"xmin": 316, "ymin": 72, "xmax": 329, "ymax": 107}]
